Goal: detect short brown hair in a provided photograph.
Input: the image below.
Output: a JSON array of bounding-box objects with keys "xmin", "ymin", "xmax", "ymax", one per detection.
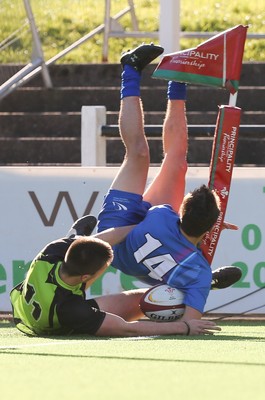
[
  {"xmin": 180, "ymin": 184, "xmax": 220, "ymax": 237},
  {"xmin": 62, "ymin": 237, "xmax": 113, "ymax": 277}
]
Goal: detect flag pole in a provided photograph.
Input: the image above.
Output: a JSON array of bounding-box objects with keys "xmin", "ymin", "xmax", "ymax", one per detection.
[{"xmin": 229, "ymin": 92, "xmax": 238, "ymax": 107}]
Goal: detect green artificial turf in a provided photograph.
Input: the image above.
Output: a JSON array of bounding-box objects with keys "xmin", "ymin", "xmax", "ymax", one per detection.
[{"xmin": 1, "ymin": 320, "xmax": 265, "ymax": 400}]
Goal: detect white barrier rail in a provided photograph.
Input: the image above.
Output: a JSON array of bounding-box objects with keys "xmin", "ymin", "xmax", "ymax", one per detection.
[{"xmin": 81, "ymin": 105, "xmax": 265, "ymax": 167}]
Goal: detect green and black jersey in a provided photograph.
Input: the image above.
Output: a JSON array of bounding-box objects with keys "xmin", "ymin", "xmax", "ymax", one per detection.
[{"xmin": 10, "ymin": 238, "xmax": 106, "ymax": 336}]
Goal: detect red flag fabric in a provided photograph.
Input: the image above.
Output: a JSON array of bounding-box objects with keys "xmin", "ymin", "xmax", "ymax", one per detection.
[
  {"xmin": 200, "ymin": 105, "xmax": 241, "ymax": 264},
  {"xmin": 153, "ymin": 25, "xmax": 248, "ymax": 94}
]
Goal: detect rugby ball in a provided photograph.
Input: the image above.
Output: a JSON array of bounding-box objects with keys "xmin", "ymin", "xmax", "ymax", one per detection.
[{"xmin": 140, "ymin": 284, "xmax": 185, "ymax": 322}]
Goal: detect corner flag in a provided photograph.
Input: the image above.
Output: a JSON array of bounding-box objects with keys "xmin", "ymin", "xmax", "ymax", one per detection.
[
  {"xmin": 200, "ymin": 106, "xmax": 241, "ymax": 264},
  {"xmin": 153, "ymin": 25, "xmax": 248, "ymax": 94}
]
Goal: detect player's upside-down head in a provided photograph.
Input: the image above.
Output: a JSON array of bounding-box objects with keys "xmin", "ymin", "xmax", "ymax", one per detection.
[{"xmin": 179, "ymin": 184, "xmax": 221, "ymax": 237}]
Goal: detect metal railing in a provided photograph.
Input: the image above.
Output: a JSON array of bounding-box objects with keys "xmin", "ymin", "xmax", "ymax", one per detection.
[
  {"xmin": 0, "ymin": 0, "xmax": 264, "ymax": 101},
  {"xmin": 0, "ymin": 0, "xmax": 52, "ymax": 100}
]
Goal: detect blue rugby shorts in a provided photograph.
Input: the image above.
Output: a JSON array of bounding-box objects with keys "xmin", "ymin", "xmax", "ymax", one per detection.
[{"xmin": 97, "ymin": 189, "xmax": 151, "ymax": 232}]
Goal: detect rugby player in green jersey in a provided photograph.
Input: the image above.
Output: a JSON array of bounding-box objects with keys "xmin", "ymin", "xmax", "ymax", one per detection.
[{"xmin": 10, "ymin": 215, "xmax": 221, "ymax": 337}]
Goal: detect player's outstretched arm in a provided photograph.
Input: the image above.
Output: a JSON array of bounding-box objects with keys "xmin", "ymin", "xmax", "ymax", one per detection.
[
  {"xmin": 93, "ymin": 225, "xmax": 136, "ymax": 246},
  {"xmin": 95, "ymin": 313, "xmax": 221, "ymax": 337}
]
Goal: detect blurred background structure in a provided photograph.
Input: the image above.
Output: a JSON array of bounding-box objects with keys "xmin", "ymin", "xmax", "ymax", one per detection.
[{"xmin": 0, "ymin": 0, "xmax": 264, "ymax": 165}]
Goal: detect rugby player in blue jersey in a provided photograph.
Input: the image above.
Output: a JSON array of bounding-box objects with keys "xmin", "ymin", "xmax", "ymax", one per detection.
[{"xmin": 98, "ymin": 43, "xmax": 240, "ymax": 321}]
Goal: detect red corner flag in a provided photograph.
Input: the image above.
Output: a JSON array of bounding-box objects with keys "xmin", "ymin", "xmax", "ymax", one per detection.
[
  {"xmin": 153, "ymin": 25, "xmax": 248, "ymax": 94},
  {"xmin": 200, "ymin": 106, "xmax": 241, "ymax": 264}
]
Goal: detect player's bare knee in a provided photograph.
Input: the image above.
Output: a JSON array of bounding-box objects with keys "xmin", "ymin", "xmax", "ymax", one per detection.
[
  {"xmin": 171, "ymin": 159, "xmax": 187, "ymax": 176},
  {"xmin": 127, "ymin": 141, "xmax": 150, "ymax": 162}
]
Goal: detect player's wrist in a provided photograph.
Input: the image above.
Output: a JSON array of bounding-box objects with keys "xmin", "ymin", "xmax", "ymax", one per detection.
[{"xmin": 181, "ymin": 320, "xmax": 191, "ymax": 335}]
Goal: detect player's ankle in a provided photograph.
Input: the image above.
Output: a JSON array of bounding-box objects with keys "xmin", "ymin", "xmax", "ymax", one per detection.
[{"xmin": 167, "ymin": 81, "xmax": 187, "ymax": 100}]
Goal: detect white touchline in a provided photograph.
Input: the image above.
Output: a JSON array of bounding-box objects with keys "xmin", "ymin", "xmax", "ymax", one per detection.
[
  {"xmin": 0, "ymin": 340, "xmax": 84, "ymax": 350},
  {"xmin": 0, "ymin": 337, "xmax": 155, "ymax": 349}
]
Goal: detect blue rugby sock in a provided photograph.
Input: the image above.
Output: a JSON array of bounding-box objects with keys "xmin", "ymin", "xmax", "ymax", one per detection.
[
  {"xmin": 120, "ymin": 64, "xmax": 141, "ymax": 99},
  {"xmin": 167, "ymin": 81, "xmax": 187, "ymax": 100}
]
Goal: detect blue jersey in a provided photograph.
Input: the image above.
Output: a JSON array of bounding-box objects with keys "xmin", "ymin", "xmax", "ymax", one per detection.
[{"xmin": 98, "ymin": 190, "xmax": 212, "ymax": 313}]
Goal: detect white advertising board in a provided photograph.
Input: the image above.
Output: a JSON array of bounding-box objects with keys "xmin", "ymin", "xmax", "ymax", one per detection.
[{"xmin": 1, "ymin": 166, "xmax": 265, "ymax": 314}]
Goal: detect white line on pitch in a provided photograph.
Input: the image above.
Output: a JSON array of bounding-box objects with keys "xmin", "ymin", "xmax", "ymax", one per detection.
[{"xmin": 0, "ymin": 340, "xmax": 83, "ymax": 350}]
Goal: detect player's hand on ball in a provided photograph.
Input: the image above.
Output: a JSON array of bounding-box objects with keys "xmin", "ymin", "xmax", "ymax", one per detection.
[{"xmin": 181, "ymin": 319, "xmax": 221, "ymax": 336}]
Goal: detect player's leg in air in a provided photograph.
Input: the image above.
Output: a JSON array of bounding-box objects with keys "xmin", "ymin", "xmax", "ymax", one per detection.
[
  {"xmin": 143, "ymin": 81, "xmax": 188, "ymax": 212},
  {"xmin": 140, "ymin": 80, "xmax": 242, "ymax": 289},
  {"xmin": 108, "ymin": 43, "xmax": 164, "ymax": 195}
]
